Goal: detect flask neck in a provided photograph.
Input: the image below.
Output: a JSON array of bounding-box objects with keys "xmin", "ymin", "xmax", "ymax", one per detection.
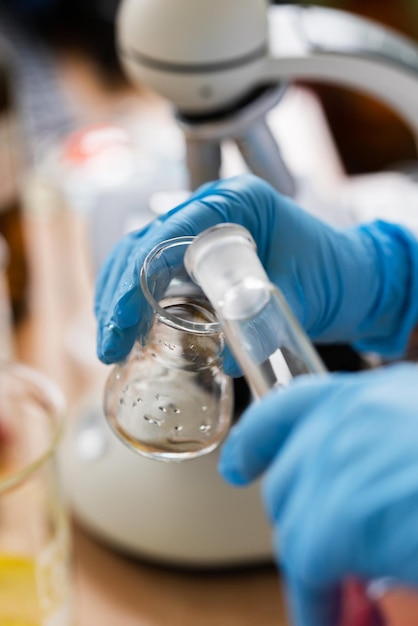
[{"xmin": 146, "ymin": 298, "xmax": 225, "ymax": 370}]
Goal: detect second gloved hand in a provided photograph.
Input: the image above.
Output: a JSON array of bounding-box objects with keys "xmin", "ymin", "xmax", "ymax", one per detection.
[
  {"xmin": 95, "ymin": 174, "xmax": 418, "ymax": 364},
  {"xmin": 219, "ymin": 363, "xmax": 418, "ymax": 626}
]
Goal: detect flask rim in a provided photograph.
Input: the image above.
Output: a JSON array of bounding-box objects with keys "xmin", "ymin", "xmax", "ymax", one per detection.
[{"xmin": 140, "ymin": 236, "xmax": 222, "ymax": 334}]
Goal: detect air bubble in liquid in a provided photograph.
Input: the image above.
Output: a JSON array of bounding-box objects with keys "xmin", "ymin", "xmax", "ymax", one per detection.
[{"xmin": 143, "ymin": 414, "xmax": 163, "ymax": 426}]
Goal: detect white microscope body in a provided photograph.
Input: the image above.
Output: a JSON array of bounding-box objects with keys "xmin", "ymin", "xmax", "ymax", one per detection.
[
  {"xmin": 60, "ymin": 2, "xmax": 418, "ymax": 566},
  {"xmin": 118, "ymin": 0, "xmax": 418, "ymax": 129}
]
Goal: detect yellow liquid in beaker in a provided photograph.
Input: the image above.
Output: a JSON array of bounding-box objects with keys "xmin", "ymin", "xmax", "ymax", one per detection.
[
  {"xmin": 0, "ymin": 555, "xmax": 41, "ymax": 625},
  {"xmin": 0, "ymin": 515, "xmax": 71, "ymax": 626}
]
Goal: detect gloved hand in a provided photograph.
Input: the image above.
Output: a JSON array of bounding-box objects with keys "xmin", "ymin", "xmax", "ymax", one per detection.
[
  {"xmin": 218, "ymin": 363, "xmax": 418, "ymax": 626},
  {"xmin": 95, "ymin": 174, "xmax": 418, "ymax": 364}
]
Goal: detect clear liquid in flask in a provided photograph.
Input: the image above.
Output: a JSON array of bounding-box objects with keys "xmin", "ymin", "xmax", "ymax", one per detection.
[{"xmin": 104, "ymin": 295, "xmax": 233, "ymax": 461}]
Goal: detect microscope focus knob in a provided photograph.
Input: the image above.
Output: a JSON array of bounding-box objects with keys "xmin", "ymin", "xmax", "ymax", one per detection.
[{"xmin": 117, "ymin": 0, "xmax": 269, "ymax": 114}]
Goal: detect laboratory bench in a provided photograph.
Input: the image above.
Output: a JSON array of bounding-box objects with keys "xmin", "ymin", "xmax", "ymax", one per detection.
[{"xmin": 12, "ymin": 50, "xmax": 418, "ymax": 626}]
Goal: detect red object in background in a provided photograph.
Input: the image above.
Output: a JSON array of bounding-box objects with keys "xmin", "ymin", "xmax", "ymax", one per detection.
[{"xmin": 341, "ymin": 580, "xmax": 386, "ymax": 626}]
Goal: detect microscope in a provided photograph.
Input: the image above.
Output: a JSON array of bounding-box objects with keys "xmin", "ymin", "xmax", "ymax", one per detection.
[
  {"xmin": 118, "ymin": 0, "xmax": 418, "ymax": 193},
  {"xmin": 60, "ymin": 2, "xmax": 418, "ymax": 566}
]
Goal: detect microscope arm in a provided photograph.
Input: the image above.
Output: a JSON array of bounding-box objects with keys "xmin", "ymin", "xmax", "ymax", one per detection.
[{"xmin": 263, "ymin": 5, "xmax": 418, "ymax": 138}]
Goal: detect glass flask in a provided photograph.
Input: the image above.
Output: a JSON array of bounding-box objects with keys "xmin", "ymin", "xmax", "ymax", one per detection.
[
  {"xmin": 103, "ymin": 237, "xmax": 233, "ymax": 461},
  {"xmin": 184, "ymin": 223, "xmax": 327, "ymax": 397}
]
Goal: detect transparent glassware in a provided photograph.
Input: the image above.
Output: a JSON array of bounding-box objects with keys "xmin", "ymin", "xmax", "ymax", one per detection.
[
  {"xmin": 103, "ymin": 237, "xmax": 233, "ymax": 461},
  {"xmin": 184, "ymin": 223, "xmax": 327, "ymax": 397},
  {"xmin": 0, "ymin": 362, "xmax": 73, "ymax": 626}
]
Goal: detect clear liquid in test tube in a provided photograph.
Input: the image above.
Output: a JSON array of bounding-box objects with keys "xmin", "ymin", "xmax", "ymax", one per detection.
[{"xmin": 184, "ymin": 223, "xmax": 326, "ymax": 398}]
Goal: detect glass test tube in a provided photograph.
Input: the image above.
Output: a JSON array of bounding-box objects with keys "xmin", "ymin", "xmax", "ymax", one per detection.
[{"xmin": 184, "ymin": 223, "xmax": 326, "ymax": 398}]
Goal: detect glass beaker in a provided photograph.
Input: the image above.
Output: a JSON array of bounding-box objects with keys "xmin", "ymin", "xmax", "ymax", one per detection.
[
  {"xmin": 0, "ymin": 362, "xmax": 73, "ymax": 626},
  {"xmin": 103, "ymin": 237, "xmax": 233, "ymax": 461}
]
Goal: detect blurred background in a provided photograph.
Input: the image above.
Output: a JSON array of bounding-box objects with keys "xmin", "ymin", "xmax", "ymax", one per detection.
[{"xmin": 4, "ymin": 0, "xmax": 418, "ymax": 172}]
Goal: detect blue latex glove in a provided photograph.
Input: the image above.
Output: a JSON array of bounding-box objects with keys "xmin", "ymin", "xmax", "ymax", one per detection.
[
  {"xmin": 218, "ymin": 363, "xmax": 418, "ymax": 626},
  {"xmin": 95, "ymin": 174, "xmax": 418, "ymax": 364}
]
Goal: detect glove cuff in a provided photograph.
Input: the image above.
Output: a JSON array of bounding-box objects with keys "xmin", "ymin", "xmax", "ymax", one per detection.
[{"xmin": 354, "ymin": 221, "xmax": 418, "ymax": 359}]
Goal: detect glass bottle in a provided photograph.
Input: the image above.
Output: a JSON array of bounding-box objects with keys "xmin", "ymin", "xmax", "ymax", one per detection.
[
  {"xmin": 103, "ymin": 236, "xmax": 233, "ymax": 461},
  {"xmin": 184, "ymin": 223, "xmax": 327, "ymax": 397}
]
